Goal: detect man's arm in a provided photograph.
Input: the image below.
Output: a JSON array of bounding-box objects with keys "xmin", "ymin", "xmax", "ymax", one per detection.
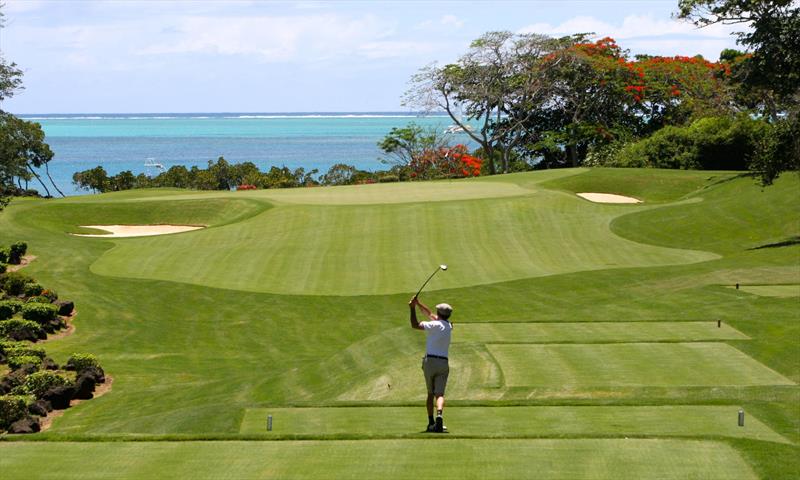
[
  {"xmin": 416, "ymin": 299, "xmax": 437, "ymax": 321},
  {"xmin": 409, "ymin": 296, "xmax": 424, "ymax": 330}
]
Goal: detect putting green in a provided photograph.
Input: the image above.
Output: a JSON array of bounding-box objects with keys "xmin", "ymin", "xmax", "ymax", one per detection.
[
  {"xmin": 489, "ymin": 343, "xmax": 795, "ymax": 388},
  {"xmin": 84, "ymin": 192, "xmax": 717, "ymax": 295},
  {"xmin": 0, "ymin": 440, "xmax": 757, "ymax": 479},
  {"xmin": 455, "ymin": 321, "xmax": 749, "ymax": 343},
  {"xmin": 733, "ymin": 285, "xmax": 800, "ymax": 298},
  {"xmin": 240, "ymin": 406, "xmax": 787, "ymax": 443}
]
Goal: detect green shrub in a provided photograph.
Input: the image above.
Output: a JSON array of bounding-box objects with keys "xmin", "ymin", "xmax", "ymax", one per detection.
[
  {"xmin": 378, "ymin": 174, "xmax": 400, "ymax": 183},
  {"xmin": 0, "ymin": 300, "xmax": 24, "ymax": 320},
  {"xmin": 0, "ymin": 395, "xmax": 32, "ymax": 430},
  {"xmin": 0, "ymin": 248, "xmax": 8, "ymax": 264},
  {"xmin": 4, "ymin": 344, "xmax": 45, "ymax": 359},
  {"xmin": 7, "ymin": 354, "xmax": 42, "ymax": 370},
  {"xmin": 21, "ymin": 303, "xmax": 59, "ymax": 324},
  {"xmin": 8, "ymin": 242, "xmax": 27, "ymax": 265},
  {"xmin": 615, "ymin": 115, "xmax": 769, "ymax": 170},
  {"xmin": 21, "ymin": 371, "xmax": 71, "ymax": 397},
  {"xmin": 0, "ymin": 339, "xmax": 24, "ymax": 356},
  {"xmin": 22, "ymin": 282, "xmax": 44, "ymax": 297},
  {"xmin": 0, "ymin": 272, "xmax": 32, "ymax": 296},
  {"xmin": 40, "ymin": 289, "xmax": 58, "ymax": 302},
  {"xmin": 25, "ymin": 295, "xmax": 51, "ymax": 304},
  {"xmin": 0, "ymin": 263, "xmax": 6, "ymax": 274},
  {"xmin": 66, "ymin": 353, "xmax": 100, "ymax": 372},
  {"xmin": 0, "ymin": 319, "xmax": 45, "ymax": 341}
]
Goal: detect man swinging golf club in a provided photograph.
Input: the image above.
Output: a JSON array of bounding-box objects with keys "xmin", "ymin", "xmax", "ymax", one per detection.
[{"xmin": 409, "ymin": 295, "xmax": 453, "ymax": 433}]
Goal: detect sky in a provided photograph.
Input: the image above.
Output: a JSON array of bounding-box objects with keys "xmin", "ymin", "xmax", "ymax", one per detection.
[{"xmin": 0, "ymin": 0, "xmax": 745, "ymax": 113}]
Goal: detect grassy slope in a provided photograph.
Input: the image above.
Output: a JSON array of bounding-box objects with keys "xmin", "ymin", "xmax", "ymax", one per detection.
[{"xmin": 0, "ymin": 168, "xmax": 797, "ymax": 478}]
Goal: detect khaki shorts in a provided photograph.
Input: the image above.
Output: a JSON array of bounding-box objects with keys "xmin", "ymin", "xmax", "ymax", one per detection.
[{"xmin": 422, "ymin": 356, "xmax": 449, "ymax": 396}]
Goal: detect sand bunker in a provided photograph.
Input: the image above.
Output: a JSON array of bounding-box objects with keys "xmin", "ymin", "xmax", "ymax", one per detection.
[
  {"xmin": 577, "ymin": 193, "xmax": 642, "ymax": 204},
  {"xmin": 74, "ymin": 225, "xmax": 205, "ymax": 238}
]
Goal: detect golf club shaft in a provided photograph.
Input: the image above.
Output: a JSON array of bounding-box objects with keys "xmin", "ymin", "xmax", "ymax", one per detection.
[{"xmin": 415, "ymin": 267, "xmax": 441, "ymax": 298}]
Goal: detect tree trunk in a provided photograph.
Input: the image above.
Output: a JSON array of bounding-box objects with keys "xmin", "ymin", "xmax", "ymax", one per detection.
[
  {"xmin": 567, "ymin": 144, "xmax": 579, "ymax": 168},
  {"xmin": 44, "ymin": 162, "xmax": 66, "ymax": 197},
  {"xmin": 27, "ymin": 165, "xmax": 52, "ymax": 197}
]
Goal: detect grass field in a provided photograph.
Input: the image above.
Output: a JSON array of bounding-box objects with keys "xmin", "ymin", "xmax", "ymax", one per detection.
[{"xmin": 0, "ymin": 168, "xmax": 798, "ymax": 478}]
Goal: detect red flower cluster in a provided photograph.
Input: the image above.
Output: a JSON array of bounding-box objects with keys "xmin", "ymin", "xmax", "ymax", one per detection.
[
  {"xmin": 237, "ymin": 184, "xmax": 257, "ymax": 190},
  {"xmin": 447, "ymin": 144, "xmax": 483, "ymax": 177}
]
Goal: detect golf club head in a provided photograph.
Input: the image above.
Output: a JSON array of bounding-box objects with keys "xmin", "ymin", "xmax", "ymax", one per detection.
[{"xmin": 440, "ymin": 264, "xmax": 448, "ymax": 271}]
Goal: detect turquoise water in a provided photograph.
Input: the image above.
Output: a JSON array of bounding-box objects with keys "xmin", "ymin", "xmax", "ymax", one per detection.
[{"xmin": 21, "ymin": 113, "xmax": 468, "ymax": 195}]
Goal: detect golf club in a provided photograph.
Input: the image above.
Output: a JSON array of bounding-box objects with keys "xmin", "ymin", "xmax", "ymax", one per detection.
[{"xmin": 415, "ymin": 264, "xmax": 447, "ymax": 298}]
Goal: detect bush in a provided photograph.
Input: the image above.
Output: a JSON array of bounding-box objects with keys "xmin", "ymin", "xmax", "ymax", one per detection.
[
  {"xmin": 615, "ymin": 115, "xmax": 770, "ymax": 170},
  {"xmin": 4, "ymin": 344, "xmax": 45, "ymax": 359},
  {"xmin": 0, "ymin": 395, "xmax": 32, "ymax": 430},
  {"xmin": 0, "ymin": 319, "xmax": 45, "ymax": 341},
  {"xmin": 0, "ymin": 300, "xmax": 24, "ymax": 320},
  {"xmin": 22, "ymin": 282, "xmax": 44, "ymax": 297},
  {"xmin": 25, "ymin": 296, "xmax": 51, "ymax": 304},
  {"xmin": 21, "ymin": 371, "xmax": 71, "ymax": 398},
  {"xmin": 0, "ymin": 340, "xmax": 25, "ymax": 356},
  {"xmin": 0, "ymin": 263, "xmax": 5, "ymax": 274},
  {"xmin": 7, "ymin": 354, "xmax": 42, "ymax": 370},
  {"xmin": 0, "ymin": 248, "xmax": 8, "ymax": 264},
  {"xmin": 8, "ymin": 242, "xmax": 27, "ymax": 265},
  {"xmin": 65, "ymin": 353, "xmax": 100, "ymax": 372},
  {"xmin": 0, "ymin": 272, "xmax": 32, "ymax": 296},
  {"xmin": 378, "ymin": 174, "xmax": 400, "ymax": 183},
  {"xmin": 40, "ymin": 289, "xmax": 58, "ymax": 302},
  {"xmin": 21, "ymin": 303, "xmax": 59, "ymax": 324}
]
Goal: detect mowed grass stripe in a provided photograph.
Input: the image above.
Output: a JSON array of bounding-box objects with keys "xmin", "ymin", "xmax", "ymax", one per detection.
[
  {"xmin": 240, "ymin": 406, "xmax": 787, "ymax": 443},
  {"xmin": 734, "ymin": 285, "xmax": 800, "ymax": 298},
  {"xmin": 86, "ymin": 192, "xmax": 717, "ymax": 295},
  {"xmin": 488, "ymin": 343, "xmax": 794, "ymax": 387},
  {"xmin": 455, "ymin": 321, "xmax": 749, "ymax": 343},
  {"xmin": 0, "ymin": 440, "xmax": 758, "ymax": 480}
]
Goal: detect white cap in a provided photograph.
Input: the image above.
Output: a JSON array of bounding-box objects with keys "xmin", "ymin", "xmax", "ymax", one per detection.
[{"xmin": 436, "ymin": 303, "xmax": 453, "ymax": 314}]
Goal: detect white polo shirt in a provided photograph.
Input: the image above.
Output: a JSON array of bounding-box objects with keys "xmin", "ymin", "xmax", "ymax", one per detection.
[{"xmin": 421, "ymin": 319, "xmax": 452, "ymax": 358}]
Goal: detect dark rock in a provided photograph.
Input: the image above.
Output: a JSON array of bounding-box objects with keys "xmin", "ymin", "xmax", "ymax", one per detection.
[
  {"xmin": 28, "ymin": 399, "xmax": 52, "ymax": 416},
  {"xmin": 9, "ymin": 416, "xmax": 40, "ymax": 434},
  {"xmin": 0, "ymin": 376, "xmax": 14, "ymax": 394},
  {"xmin": 42, "ymin": 385, "xmax": 75, "ymax": 410},
  {"xmin": 41, "ymin": 357, "xmax": 59, "ymax": 370},
  {"xmin": 78, "ymin": 365, "xmax": 105, "ymax": 384},
  {"xmin": 74, "ymin": 373, "xmax": 96, "ymax": 400},
  {"xmin": 55, "ymin": 300, "xmax": 74, "ymax": 316}
]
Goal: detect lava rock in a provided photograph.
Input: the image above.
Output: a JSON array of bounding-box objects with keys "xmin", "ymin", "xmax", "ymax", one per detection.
[
  {"xmin": 55, "ymin": 300, "xmax": 74, "ymax": 316},
  {"xmin": 28, "ymin": 399, "xmax": 52, "ymax": 416},
  {"xmin": 41, "ymin": 357, "xmax": 59, "ymax": 370},
  {"xmin": 73, "ymin": 373, "xmax": 96, "ymax": 400},
  {"xmin": 9, "ymin": 416, "xmax": 40, "ymax": 434},
  {"xmin": 42, "ymin": 385, "xmax": 75, "ymax": 410},
  {"xmin": 78, "ymin": 365, "xmax": 105, "ymax": 384}
]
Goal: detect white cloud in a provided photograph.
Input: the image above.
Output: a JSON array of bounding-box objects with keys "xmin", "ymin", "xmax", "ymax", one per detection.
[
  {"xmin": 440, "ymin": 14, "xmax": 464, "ymax": 29},
  {"xmin": 134, "ymin": 14, "xmax": 425, "ymax": 62}
]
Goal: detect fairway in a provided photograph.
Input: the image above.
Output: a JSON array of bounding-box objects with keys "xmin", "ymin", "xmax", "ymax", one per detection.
[
  {"xmin": 455, "ymin": 321, "xmax": 749, "ymax": 343},
  {"xmin": 83, "ymin": 191, "xmax": 716, "ymax": 295},
  {"xmin": 0, "ymin": 440, "xmax": 758, "ymax": 480},
  {"xmin": 240, "ymin": 406, "xmax": 787, "ymax": 443},
  {"xmin": 489, "ymin": 343, "xmax": 794, "ymax": 387}
]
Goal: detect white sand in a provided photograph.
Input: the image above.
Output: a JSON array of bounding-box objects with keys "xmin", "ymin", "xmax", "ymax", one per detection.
[
  {"xmin": 74, "ymin": 225, "xmax": 205, "ymax": 238},
  {"xmin": 577, "ymin": 193, "xmax": 642, "ymax": 204}
]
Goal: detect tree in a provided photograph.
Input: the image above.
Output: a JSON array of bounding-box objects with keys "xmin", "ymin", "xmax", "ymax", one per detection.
[
  {"xmin": 0, "ymin": 113, "xmax": 61, "ymax": 198},
  {"xmin": 377, "ymin": 123, "xmax": 451, "ymax": 168},
  {"xmin": 72, "ymin": 166, "xmax": 110, "ymax": 193},
  {"xmin": 678, "ymin": 0, "xmax": 800, "ymax": 183},
  {"xmin": 677, "ymin": 0, "xmax": 800, "ymax": 115},
  {"xmin": 404, "ymin": 31, "xmax": 563, "ymax": 174}
]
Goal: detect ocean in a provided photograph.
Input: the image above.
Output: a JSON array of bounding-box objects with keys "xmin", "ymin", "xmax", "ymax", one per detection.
[{"xmin": 19, "ymin": 113, "xmax": 470, "ymax": 196}]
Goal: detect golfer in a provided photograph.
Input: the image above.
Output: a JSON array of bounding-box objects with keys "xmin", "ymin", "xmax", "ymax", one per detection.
[{"xmin": 409, "ymin": 296, "xmax": 453, "ymax": 433}]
